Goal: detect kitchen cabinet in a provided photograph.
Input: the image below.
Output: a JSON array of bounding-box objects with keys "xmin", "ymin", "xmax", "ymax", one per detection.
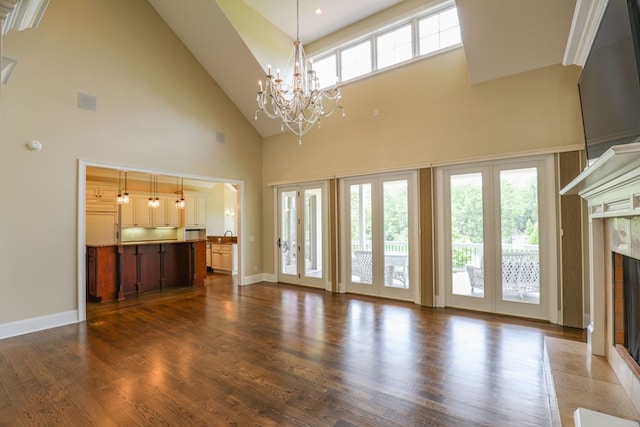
[
  {"xmin": 86, "ymin": 212, "xmax": 118, "ymax": 246},
  {"xmin": 87, "ymin": 240, "xmax": 205, "ymax": 302},
  {"xmin": 185, "ymin": 194, "xmax": 206, "ymax": 229},
  {"xmin": 121, "ymin": 194, "xmax": 180, "ymax": 228},
  {"xmin": 87, "ymin": 246, "xmax": 117, "ymax": 302},
  {"xmin": 211, "ymin": 244, "xmax": 237, "ymax": 273},
  {"xmin": 121, "ymin": 195, "xmax": 152, "ymax": 227},
  {"xmin": 192, "ymin": 240, "xmax": 207, "ymax": 285},
  {"xmin": 86, "ymin": 184, "xmax": 118, "ymax": 212}
]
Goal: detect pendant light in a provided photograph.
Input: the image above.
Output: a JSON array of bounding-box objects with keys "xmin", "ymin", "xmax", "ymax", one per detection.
[
  {"xmin": 122, "ymin": 171, "xmax": 129, "ymax": 204},
  {"xmin": 154, "ymin": 176, "xmax": 160, "ymax": 207},
  {"xmin": 148, "ymin": 175, "xmax": 159, "ymax": 208},
  {"xmin": 117, "ymin": 171, "xmax": 130, "ymax": 204},
  {"xmin": 175, "ymin": 177, "xmax": 185, "ymax": 209},
  {"xmin": 117, "ymin": 171, "xmax": 124, "ymax": 204}
]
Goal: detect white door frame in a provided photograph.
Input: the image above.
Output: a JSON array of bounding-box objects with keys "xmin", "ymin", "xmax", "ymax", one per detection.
[
  {"xmin": 338, "ymin": 171, "xmax": 420, "ymax": 303},
  {"xmin": 275, "ymin": 181, "xmax": 330, "ymax": 290},
  {"xmin": 435, "ymin": 155, "xmax": 558, "ymax": 322}
]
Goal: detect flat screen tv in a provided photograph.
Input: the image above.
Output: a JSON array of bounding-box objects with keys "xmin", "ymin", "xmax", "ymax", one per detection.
[{"xmin": 579, "ymin": 0, "xmax": 640, "ymax": 161}]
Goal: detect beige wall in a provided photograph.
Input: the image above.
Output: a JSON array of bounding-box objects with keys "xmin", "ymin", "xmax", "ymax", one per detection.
[
  {"xmin": 262, "ymin": 47, "xmax": 584, "ymax": 275},
  {"xmin": 0, "ymin": 0, "xmax": 262, "ymax": 325}
]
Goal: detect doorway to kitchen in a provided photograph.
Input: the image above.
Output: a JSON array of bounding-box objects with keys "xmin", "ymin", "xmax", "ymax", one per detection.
[{"xmin": 78, "ymin": 160, "xmax": 245, "ymax": 322}]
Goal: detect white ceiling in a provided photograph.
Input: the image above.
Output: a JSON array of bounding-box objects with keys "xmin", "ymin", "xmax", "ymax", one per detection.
[
  {"xmin": 242, "ymin": 0, "xmax": 405, "ymax": 43},
  {"xmin": 148, "ymin": 0, "xmax": 579, "ymax": 138}
]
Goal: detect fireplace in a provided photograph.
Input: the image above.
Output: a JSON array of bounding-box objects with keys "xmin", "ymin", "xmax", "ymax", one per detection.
[
  {"xmin": 614, "ymin": 252, "xmax": 640, "ymax": 375},
  {"xmin": 560, "ymin": 143, "xmax": 640, "ymax": 413}
]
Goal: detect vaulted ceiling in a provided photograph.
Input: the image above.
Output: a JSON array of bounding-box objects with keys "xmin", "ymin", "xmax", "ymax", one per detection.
[{"xmin": 147, "ymin": 0, "xmax": 579, "ymax": 139}]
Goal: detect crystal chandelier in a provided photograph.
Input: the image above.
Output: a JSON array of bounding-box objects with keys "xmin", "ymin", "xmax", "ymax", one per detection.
[{"xmin": 255, "ymin": 0, "xmax": 344, "ymax": 144}]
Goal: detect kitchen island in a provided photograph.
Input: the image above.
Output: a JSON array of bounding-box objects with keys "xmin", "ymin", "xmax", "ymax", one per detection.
[{"xmin": 86, "ymin": 240, "xmax": 207, "ymax": 302}]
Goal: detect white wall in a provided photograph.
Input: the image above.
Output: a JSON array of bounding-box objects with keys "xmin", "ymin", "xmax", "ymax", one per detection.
[{"xmin": 0, "ymin": 0, "xmax": 263, "ymax": 326}]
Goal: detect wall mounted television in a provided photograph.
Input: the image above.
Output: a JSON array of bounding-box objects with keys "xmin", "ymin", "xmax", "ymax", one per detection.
[{"xmin": 579, "ymin": 0, "xmax": 640, "ymax": 161}]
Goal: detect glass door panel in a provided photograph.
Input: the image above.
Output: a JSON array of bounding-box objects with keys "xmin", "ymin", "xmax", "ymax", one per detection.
[
  {"xmin": 383, "ymin": 180, "xmax": 409, "ymax": 290},
  {"xmin": 279, "ymin": 189, "xmax": 298, "ymax": 280},
  {"xmin": 450, "ymin": 173, "xmax": 484, "ymax": 298},
  {"xmin": 304, "ymin": 188, "xmax": 323, "ymax": 279},
  {"xmin": 349, "ymin": 183, "xmax": 373, "ymax": 286},
  {"xmin": 499, "ymin": 168, "xmax": 540, "ymax": 305}
]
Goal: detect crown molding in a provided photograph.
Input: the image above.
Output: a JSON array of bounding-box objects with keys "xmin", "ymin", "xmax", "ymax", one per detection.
[
  {"xmin": 2, "ymin": 0, "xmax": 49, "ymax": 35},
  {"xmin": 563, "ymin": 0, "xmax": 608, "ymax": 67},
  {"xmin": 0, "ymin": 0, "xmax": 19, "ymax": 20}
]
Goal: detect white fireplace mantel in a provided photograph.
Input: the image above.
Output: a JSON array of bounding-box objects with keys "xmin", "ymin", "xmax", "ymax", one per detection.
[{"xmin": 561, "ymin": 143, "xmax": 640, "ymax": 218}]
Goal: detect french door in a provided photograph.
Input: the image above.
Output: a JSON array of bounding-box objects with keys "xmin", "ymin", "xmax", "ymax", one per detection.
[
  {"xmin": 437, "ymin": 156, "xmax": 556, "ymax": 320},
  {"xmin": 340, "ymin": 172, "xmax": 418, "ymax": 302},
  {"xmin": 277, "ymin": 183, "xmax": 328, "ymax": 289}
]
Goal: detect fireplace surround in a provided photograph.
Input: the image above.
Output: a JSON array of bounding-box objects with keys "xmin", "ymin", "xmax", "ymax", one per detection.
[{"xmin": 561, "ymin": 143, "xmax": 640, "ymax": 412}]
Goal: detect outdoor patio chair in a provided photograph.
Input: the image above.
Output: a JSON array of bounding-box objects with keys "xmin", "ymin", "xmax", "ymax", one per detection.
[{"xmin": 354, "ymin": 250, "xmax": 373, "ymax": 282}]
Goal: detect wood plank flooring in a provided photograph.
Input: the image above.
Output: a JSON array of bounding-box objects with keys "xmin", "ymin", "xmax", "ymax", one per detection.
[{"xmin": 0, "ymin": 274, "xmax": 585, "ymax": 426}]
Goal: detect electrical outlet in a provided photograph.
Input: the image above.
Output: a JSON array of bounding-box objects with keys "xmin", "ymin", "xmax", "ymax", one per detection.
[{"xmin": 254, "ymin": 265, "xmax": 258, "ymax": 272}]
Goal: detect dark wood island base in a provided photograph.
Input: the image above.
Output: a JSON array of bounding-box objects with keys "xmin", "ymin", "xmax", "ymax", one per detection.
[{"xmin": 87, "ymin": 240, "xmax": 207, "ymax": 302}]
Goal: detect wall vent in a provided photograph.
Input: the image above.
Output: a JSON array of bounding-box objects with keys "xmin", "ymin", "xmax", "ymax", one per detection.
[
  {"xmin": 77, "ymin": 92, "xmax": 97, "ymax": 112},
  {"xmin": 216, "ymin": 131, "xmax": 226, "ymax": 144}
]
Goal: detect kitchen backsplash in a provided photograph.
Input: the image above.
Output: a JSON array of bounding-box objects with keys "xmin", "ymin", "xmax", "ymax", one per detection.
[{"xmin": 121, "ymin": 227, "xmax": 178, "ymax": 243}]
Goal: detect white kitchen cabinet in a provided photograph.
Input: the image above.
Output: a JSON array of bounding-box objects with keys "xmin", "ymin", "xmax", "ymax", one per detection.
[
  {"xmin": 121, "ymin": 194, "xmax": 181, "ymax": 228},
  {"xmin": 86, "ymin": 184, "xmax": 118, "ymax": 212},
  {"xmin": 211, "ymin": 244, "xmax": 237, "ymax": 273},
  {"xmin": 153, "ymin": 197, "xmax": 181, "ymax": 227},
  {"xmin": 86, "ymin": 212, "xmax": 118, "ymax": 245},
  {"xmin": 164, "ymin": 198, "xmax": 181, "ymax": 227},
  {"xmin": 185, "ymin": 194, "xmax": 206, "ymax": 229},
  {"xmin": 121, "ymin": 195, "xmax": 152, "ymax": 227}
]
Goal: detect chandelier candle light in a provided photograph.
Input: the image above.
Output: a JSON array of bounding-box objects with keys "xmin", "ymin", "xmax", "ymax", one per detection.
[{"xmin": 255, "ymin": 0, "xmax": 344, "ymax": 144}]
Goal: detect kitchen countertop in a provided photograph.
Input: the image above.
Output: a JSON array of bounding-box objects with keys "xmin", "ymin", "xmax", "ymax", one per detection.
[
  {"xmin": 207, "ymin": 236, "xmax": 237, "ymax": 244},
  {"xmin": 87, "ymin": 239, "xmax": 206, "ymax": 248}
]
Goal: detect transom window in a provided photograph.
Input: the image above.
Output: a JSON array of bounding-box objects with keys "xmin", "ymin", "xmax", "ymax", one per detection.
[{"xmin": 312, "ymin": 2, "xmax": 461, "ymax": 88}]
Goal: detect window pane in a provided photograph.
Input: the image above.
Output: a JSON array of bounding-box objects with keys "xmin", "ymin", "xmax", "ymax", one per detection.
[
  {"xmin": 350, "ymin": 183, "xmax": 372, "ymax": 285},
  {"xmin": 341, "ymin": 40, "xmax": 372, "ymax": 81},
  {"xmin": 500, "ymin": 168, "xmax": 540, "ymax": 305},
  {"xmin": 383, "ymin": 180, "xmax": 409, "ymax": 289},
  {"xmin": 420, "ymin": 15, "xmax": 439, "ymax": 37},
  {"xmin": 441, "ymin": 27, "xmax": 461, "ymax": 48},
  {"xmin": 377, "ymin": 24, "xmax": 412, "ymax": 69},
  {"xmin": 304, "ymin": 188, "xmax": 323, "ymax": 279},
  {"xmin": 450, "ymin": 173, "xmax": 484, "ymax": 298},
  {"xmin": 439, "ymin": 7, "xmax": 460, "ymax": 30},
  {"xmin": 312, "ymin": 55, "xmax": 338, "ymax": 88},
  {"xmin": 281, "ymin": 191, "xmax": 297, "ymax": 275},
  {"xmin": 419, "ymin": 7, "xmax": 461, "ymax": 56}
]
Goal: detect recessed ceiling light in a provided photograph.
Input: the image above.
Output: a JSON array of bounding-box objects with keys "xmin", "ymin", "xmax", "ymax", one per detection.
[{"xmin": 315, "ymin": 8, "xmax": 322, "ymax": 14}]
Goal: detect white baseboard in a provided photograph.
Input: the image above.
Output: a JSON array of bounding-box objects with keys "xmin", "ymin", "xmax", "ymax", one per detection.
[
  {"xmin": 243, "ymin": 273, "xmax": 277, "ymax": 285},
  {"xmin": 0, "ymin": 310, "xmax": 79, "ymax": 340}
]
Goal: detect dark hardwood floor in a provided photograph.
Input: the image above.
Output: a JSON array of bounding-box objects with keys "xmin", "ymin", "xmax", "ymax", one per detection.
[{"xmin": 0, "ymin": 274, "xmax": 585, "ymax": 426}]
